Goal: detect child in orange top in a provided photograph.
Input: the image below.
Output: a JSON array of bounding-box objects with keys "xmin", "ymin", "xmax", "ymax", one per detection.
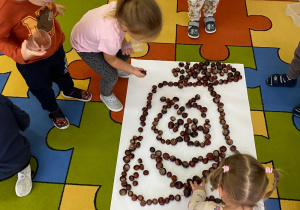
[
  {"xmin": 0, "ymin": 0, "xmax": 92, "ymax": 129},
  {"xmin": 189, "ymin": 153, "xmax": 280, "ymax": 210}
]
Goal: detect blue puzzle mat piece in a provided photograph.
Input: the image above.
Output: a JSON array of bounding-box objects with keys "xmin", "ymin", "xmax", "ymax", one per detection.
[
  {"xmin": 0, "ymin": 72, "xmax": 9, "ymax": 92},
  {"xmin": 264, "ymin": 198, "xmax": 281, "ymax": 210},
  {"xmin": 245, "ymin": 47, "xmax": 300, "ymax": 113},
  {"xmin": 293, "ymin": 115, "xmax": 300, "ymax": 131},
  {"xmin": 9, "ymin": 83, "xmax": 84, "ymax": 183}
]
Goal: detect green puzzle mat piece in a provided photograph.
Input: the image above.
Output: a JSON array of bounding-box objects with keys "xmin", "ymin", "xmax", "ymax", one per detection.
[
  {"xmin": 248, "ymin": 87, "xmax": 264, "ymax": 111},
  {"xmin": 0, "ymin": 180, "xmax": 64, "ymax": 209},
  {"xmin": 255, "ymin": 111, "xmax": 300, "ymax": 201},
  {"xmin": 47, "ymin": 102, "xmax": 121, "ymax": 210},
  {"xmin": 56, "ymin": 0, "xmax": 108, "ymax": 52}
]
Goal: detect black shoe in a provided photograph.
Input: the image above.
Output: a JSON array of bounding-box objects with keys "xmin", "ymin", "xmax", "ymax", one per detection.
[
  {"xmin": 49, "ymin": 109, "xmax": 69, "ymax": 129},
  {"xmin": 62, "ymin": 88, "xmax": 92, "ymax": 102},
  {"xmin": 266, "ymin": 74, "xmax": 297, "ymax": 87}
]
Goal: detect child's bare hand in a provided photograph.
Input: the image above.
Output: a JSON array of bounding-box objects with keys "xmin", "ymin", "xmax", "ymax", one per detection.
[
  {"xmin": 56, "ymin": 4, "xmax": 66, "ymax": 16},
  {"xmin": 190, "ymin": 180, "xmax": 206, "ymax": 193},
  {"xmin": 122, "ymin": 48, "xmax": 134, "ymax": 55},
  {"xmin": 21, "ymin": 40, "xmax": 47, "ymax": 61},
  {"xmin": 133, "ymin": 67, "xmax": 147, "ymax": 78}
]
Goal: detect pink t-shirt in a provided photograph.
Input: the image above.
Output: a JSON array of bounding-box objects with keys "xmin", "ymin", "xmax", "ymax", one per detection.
[{"xmin": 70, "ymin": 1, "xmax": 126, "ymax": 55}]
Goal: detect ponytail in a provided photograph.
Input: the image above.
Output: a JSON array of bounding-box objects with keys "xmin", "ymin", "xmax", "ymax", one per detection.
[{"xmin": 264, "ymin": 168, "xmax": 280, "ymax": 199}]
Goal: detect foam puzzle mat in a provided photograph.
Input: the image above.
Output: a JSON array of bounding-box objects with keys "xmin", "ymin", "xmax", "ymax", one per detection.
[{"xmin": 0, "ymin": 0, "xmax": 300, "ymax": 209}]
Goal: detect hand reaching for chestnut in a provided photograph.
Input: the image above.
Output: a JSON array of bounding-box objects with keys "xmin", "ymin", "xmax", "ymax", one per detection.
[
  {"xmin": 133, "ymin": 67, "xmax": 147, "ymax": 78},
  {"xmin": 190, "ymin": 180, "xmax": 206, "ymax": 193}
]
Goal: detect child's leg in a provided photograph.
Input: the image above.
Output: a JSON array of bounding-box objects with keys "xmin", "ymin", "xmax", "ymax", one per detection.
[
  {"xmin": 49, "ymin": 46, "xmax": 91, "ymax": 102},
  {"xmin": 187, "ymin": 0, "xmax": 205, "ymax": 38},
  {"xmin": 77, "ymin": 51, "xmax": 126, "ymax": 111},
  {"xmin": 50, "ymin": 46, "xmax": 74, "ymax": 95},
  {"xmin": 265, "ymin": 43, "xmax": 300, "ymax": 87},
  {"xmin": 288, "ymin": 41, "xmax": 300, "ymax": 80},
  {"xmin": 16, "ymin": 51, "xmax": 70, "ymax": 129},
  {"xmin": 203, "ymin": 0, "xmax": 219, "ymax": 33},
  {"xmin": 188, "ymin": 0, "xmax": 204, "ymax": 21},
  {"xmin": 77, "ymin": 51, "xmax": 120, "ymax": 96},
  {"xmin": 16, "ymin": 60, "xmax": 59, "ymax": 112}
]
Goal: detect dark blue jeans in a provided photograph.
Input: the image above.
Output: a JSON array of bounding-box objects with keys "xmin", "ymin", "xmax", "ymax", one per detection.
[{"xmin": 16, "ymin": 46, "xmax": 74, "ymax": 112}]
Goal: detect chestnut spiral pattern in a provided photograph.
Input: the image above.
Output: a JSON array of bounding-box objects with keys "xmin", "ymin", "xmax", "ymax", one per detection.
[{"xmin": 119, "ymin": 61, "xmax": 241, "ymax": 206}]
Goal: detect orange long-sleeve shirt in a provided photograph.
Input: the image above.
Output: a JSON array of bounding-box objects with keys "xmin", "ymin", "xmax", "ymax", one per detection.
[{"xmin": 0, "ymin": 0, "xmax": 65, "ymax": 64}]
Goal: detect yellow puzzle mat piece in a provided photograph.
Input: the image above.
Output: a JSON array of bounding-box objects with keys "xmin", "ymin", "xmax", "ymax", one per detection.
[
  {"xmin": 247, "ymin": 0, "xmax": 300, "ymax": 63},
  {"xmin": 281, "ymin": 200, "xmax": 300, "ymax": 210},
  {"xmin": 60, "ymin": 184, "xmax": 99, "ymax": 210},
  {"xmin": 251, "ymin": 110, "xmax": 268, "ymax": 138}
]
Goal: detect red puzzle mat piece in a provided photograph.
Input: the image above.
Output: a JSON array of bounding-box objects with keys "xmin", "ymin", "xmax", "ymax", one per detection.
[
  {"xmin": 68, "ymin": 60, "xmax": 128, "ymax": 123},
  {"xmin": 67, "ymin": 43, "xmax": 176, "ymax": 124},
  {"xmin": 177, "ymin": 0, "xmax": 271, "ymax": 61},
  {"xmin": 139, "ymin": 43, "xmax": 176, "ymax": 61}
]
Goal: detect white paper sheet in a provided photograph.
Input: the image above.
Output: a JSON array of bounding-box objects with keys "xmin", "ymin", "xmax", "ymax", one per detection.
[{"xmin": 110, "ymin": 59, "xmax": 258, "ymax": 210}]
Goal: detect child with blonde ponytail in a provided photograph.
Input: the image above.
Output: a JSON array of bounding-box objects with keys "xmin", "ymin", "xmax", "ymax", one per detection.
[
  {"xmin": 71, "ymin": 0, "xmax": 162, "ymax": 112},
  {"xmin": 189, "ymin": 153, "xmax": 280, "ymax": 210}
]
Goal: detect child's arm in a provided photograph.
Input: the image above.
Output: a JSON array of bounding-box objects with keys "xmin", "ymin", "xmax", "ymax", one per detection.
[
  {"xmin": 0, "ymin": 24, "xmax": 46, "ymax": 63},
  {"xmin": 103, "ymin": 53, "xmax": 146, "ymax": 78},
  {"xmin": 189, "ymin": 180, "xmax": 222, "ymax": 210}
]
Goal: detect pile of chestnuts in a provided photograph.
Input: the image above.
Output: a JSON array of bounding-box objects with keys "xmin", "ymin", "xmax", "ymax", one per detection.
[{"xmin": 119, "ymin": 60, "xmax": 242, "ymax": 207}]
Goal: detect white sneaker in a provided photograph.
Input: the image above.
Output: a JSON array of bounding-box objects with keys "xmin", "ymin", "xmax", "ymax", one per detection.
[
  {"xmin": 100, "ymin": 93, "xmax": 123, "ymax": 112},
  {"xmin": 15, "ymin": 164, "xmax": 32, "ymax": 197},
  {"xmin": 117, "ymin": 70, "xmax": 131, "ymax": 78}
]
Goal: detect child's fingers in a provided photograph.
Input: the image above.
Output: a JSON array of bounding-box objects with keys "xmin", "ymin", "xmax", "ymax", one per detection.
[
  {"xmin": 59, "ymin": 5, "xmax": 66, "ymax": 11},
  {"xmin": 189, "ymin": 181, "xmax": 194, "ymax": 190},
  {"xmin": 202, "ymin": 179, "xmax": 206, "ymax": 186}
]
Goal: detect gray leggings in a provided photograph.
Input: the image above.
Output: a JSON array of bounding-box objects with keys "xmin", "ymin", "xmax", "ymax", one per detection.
[
  {"xmin": 78, "ymin": 50, "xmax": 129, "ymax": 96},
  {"xmin": 288, "ymin": 41, "xmax": 300, "ymax": 79}
]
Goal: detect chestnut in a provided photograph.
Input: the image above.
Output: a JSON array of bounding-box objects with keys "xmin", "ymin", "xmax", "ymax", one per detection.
[
  {"xmin": 131, "ymin": 195, "xmax": 137, "ymax": 201},
  {"xmin": 138, "ymin": 195, "xmax": 144, "ymax": 201},
  {"xmin": 159, "ymin": 168, "xmax": 166, "ymax": 175},
  {"xmin": 184, "ymin": 188, "xmax": 192, "ymax": 197},
  {"xmin": 175, "ymin": 194, "xmax": 181, "ymax": 201},
  {"xmin": 175, "ymin": 181, "xmax": 184, "ymax": 189},
  {"xmin": 119, "ymin": 188, "xmax": 127, "ymax": 196}
]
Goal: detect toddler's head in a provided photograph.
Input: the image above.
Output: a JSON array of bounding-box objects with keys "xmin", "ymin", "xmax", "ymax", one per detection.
[
  {"xmin": 208, "ymin": 153, "xmax": 280, "ymax": 209},
  {"xmin": 115, "ymin": 0, "xmax": 162, "ymax": 41}
]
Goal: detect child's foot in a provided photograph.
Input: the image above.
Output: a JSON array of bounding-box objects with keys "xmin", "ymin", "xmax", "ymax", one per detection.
[
  {"xmin": 204, "ymin": 16, "xmax": 216, "ymax": 33},
  {"xmin": 15, "ymin": 164, "xmax": 32, "ymax": 197},
  {"xmin": 100, "ymin": 93, "xmax": 123, "ymax": 112},
  {"xmin": 293, "ymin": 104, "xmax": 300, "ymax": 118},
  {"xmin": 188, "ymin": 21, "xmax": 199, "ymax": 39},
  {"xmin": 117, "ymin": 70, "xmax": 131, "ymax": 78},
  {"xmin": 62, "ymin": 88, "xmax": 92, "ymax": 102},
  {"xmin": 49, "ymin": 108, "xmax": 69, "ymax": 129},
  {"xmin": 266, "ymin": 74, "xmax": 297, "ymax": 87}
]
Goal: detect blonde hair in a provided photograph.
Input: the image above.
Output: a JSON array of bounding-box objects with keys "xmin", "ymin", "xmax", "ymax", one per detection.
[
  {"xmin": 208, "ymin": 153, "xmax": 280, "ymax": 208},
  {"xmin": 105, "ymin": 0, "xmax": 162, "ymax": 40}
]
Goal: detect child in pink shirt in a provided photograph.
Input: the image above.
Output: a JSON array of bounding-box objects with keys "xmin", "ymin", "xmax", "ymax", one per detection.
[{"xmin": 71, "ymin": 0, "xmax": 162, "ymax": 112}]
